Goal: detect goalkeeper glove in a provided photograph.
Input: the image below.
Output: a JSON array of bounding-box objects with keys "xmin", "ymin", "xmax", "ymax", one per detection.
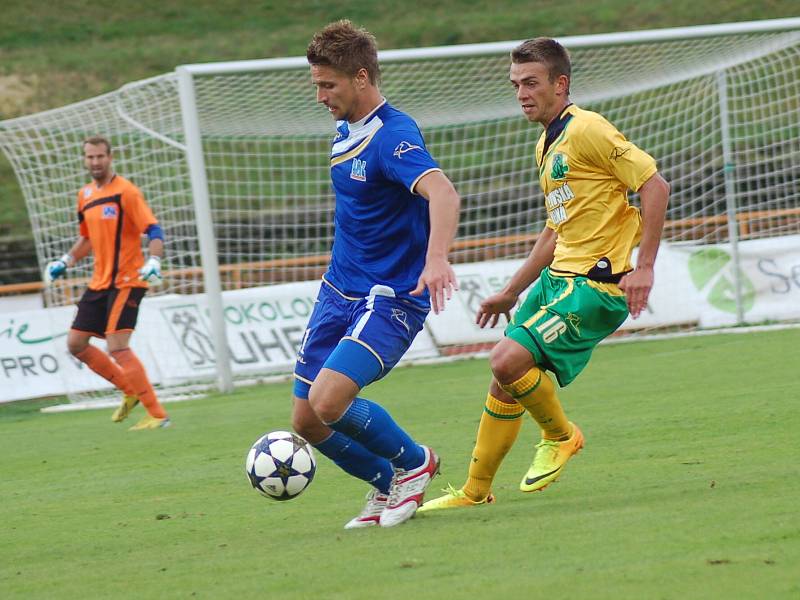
[
  {"xmin": 45, "ymin": 254, "xmax": 73, "ymax": 283},
  {"xmin": 139, "ymin": 255, "xmax": 162, "ymax": 283}
]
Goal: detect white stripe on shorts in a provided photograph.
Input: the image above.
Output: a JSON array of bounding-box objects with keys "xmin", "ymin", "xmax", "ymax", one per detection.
[{"xmin": 351, "ymin": 285, "xmax": 396, "ymax": 339}]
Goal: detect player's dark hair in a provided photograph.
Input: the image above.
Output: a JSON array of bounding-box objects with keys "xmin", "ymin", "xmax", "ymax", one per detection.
[
  {"xmin": 82, "ymin": 136, "xmax": 112, "ymax": 154},
  {"xmin": 511, "ymin": 37, "xmax": 571, "ymax": 90},
  {"xmin": 307, "ymin": 19, "xmax": 381, "ymax": 85}
]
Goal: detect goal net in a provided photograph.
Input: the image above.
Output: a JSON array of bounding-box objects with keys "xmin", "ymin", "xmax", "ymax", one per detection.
[{"xmin": 1, "ymin": 19, "xmax": 798, "ymax": 404}]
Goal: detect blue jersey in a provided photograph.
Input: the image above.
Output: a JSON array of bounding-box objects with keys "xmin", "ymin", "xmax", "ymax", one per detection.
[{"xmin": 324, "ymin": 100, "xmax": 441, "ymax": 308}]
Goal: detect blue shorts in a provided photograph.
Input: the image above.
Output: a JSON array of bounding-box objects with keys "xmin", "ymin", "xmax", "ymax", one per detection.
[{"xmin": 293, "ymin": 279, "xmax": 428, "ymax": 399}]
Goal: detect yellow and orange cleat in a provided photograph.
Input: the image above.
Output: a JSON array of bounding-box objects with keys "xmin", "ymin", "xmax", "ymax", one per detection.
[
  {"xmin": 111, "ymin": 395, "xmax": 139, "ymax": 423},
  {"xmin": 519, "ymin": 422, "xmax": 584, "ymax": 492},
  {"xmin": 418, "ymin": 484, "xmax": 495, "ymax": 512},
  {"xmin": 128, "ymin": 415, "xmax": 171, "ymax": 431}
]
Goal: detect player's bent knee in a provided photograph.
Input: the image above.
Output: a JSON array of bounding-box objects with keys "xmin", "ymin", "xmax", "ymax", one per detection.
[
  {"xmin": 291, "ymin": 414, "xmax": 328, "ymax": 444},
  {"xmin": 488, "ymin": 346, "xmax": 515, "ymax": 383},
  {"xmin": 489, "ymin": 341, "xmax": 535, "ymax": 384},
  {"xmin": 489, "ymin": 357, "xmax": 517, "ymax": 385},
  {"xmin": 307, "ymin": 386, "xmax": 346, "ymax": 425},
  {"xmin": 307, "ymin": 369, "xmax": 359, "ymax": 425},
  {"xmin": 291, "ymin": 398, "xmax": 329, "ymax": 444}
]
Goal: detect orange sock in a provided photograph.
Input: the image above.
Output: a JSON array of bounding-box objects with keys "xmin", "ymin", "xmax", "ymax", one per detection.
[
  {"xmin": 111, "ymin": 348, "xmax": 167, "ymax": 419},
  {"xmin": 75, "ymin": 346, "xmax": 136, "ymax": 397}
]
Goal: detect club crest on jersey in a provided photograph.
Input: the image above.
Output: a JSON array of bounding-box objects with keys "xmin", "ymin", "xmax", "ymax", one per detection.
[
  {"xmin": 393, "ymin": 141, "xmax": 422, "ymax": 158},
  {"xmin": 350, "ymin": 158, "xmax": 367, "ymax": 181},
  {"xmin": 102, "ymin": 205, "xmax": 118, "ymax": 219},
  {"xmin": 551, "ymin": 153, "xmax": 569, "ymax": 180},
  {"xmin": 83, "ymin": 187, "xmax": 92, "ymax": 199}
]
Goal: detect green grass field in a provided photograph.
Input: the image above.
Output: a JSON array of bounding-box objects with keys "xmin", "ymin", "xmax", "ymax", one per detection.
[{"xmin": 2, "ymin": 328, "xmax": 799, "ymax": 599}]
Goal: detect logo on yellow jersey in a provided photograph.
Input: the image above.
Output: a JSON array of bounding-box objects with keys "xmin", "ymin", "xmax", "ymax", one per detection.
[
  {"xmin": 551, "ymin": 153, "xmax": 569, "ymax": 180},
  {"xmin": 610, "ymin": 146, "xmax": 630, "ymax": 161},
  {"xmin": 544, "ymin": 183, "xmax": 574, "ymax": 225}
]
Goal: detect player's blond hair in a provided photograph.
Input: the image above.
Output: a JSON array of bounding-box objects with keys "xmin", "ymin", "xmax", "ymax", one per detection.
[
  {"xmin": 307, "ymin": 20, "xmax": 381, "ymax": 84},
  {"xmin": 82, "ymin": 135, "xmax": 112, "ymax": 154},
  {"xmin": 511, "ymin": 38, "xmax": 571, "ymax": 92}
]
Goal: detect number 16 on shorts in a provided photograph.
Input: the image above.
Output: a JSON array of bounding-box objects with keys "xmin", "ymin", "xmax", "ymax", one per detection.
[{"xmin": 536, "ymin": 315, "xmax": 567, "ymax": 343}]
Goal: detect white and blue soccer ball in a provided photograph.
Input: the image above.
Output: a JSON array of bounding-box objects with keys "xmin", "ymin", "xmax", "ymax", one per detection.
[{"xmin": 245, "ymin": 431, "xmax": 316, "ymax": 501}]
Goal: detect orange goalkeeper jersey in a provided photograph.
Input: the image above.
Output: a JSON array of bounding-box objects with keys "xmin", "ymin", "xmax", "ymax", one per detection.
[{"xmin": 77, "ymin": 175, "xmax": 158, "ymax": 290}]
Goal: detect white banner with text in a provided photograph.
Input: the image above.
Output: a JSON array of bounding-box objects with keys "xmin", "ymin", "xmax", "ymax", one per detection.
[{"xmin": 2, "ymin": 235, "xmax": 798, "ymax": 403}]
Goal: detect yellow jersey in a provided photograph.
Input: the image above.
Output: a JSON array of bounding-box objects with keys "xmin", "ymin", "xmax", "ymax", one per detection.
[{"xmin": 536, "ymin": 104, "xmax": 657, "ymax": 281}]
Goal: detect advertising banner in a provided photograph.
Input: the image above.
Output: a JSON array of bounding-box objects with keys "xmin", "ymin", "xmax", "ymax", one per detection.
[
  {"xmin": 673, "ymin": 234, "xmax": 800, "ymax": 327},
  {"xmin": 0, "ymin": 306, "xmax": 155, "ymax": 402},
  {"xmin": 140, "ymin": 281, "xmax": 439, "ymax": 386},
  {"xmin": 3, "ymin": 236, "xmax": 798, "ymax": 403},
  {"xmin": 1, "ymin": 280, "xmax": 439, "ymax": 403}
]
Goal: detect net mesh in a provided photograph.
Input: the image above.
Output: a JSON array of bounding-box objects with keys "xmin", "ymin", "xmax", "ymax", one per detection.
[{"xmin": 1, "ymin": 26, "xmax": 798, "ymax": 402}]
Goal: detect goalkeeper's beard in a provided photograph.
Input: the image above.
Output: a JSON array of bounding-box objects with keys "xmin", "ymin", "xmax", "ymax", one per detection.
[{"xmin": 91, "ymin": 168, "xmax": 113, "ymax": 183}]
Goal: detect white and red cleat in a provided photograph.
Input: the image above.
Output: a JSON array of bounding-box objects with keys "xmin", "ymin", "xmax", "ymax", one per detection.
[
  {"xmin": 379, "ymin": 445, "xmax": 440, "ymax": 527},
  {"xmin": 344, "ymin": 488, "xmax": 389, "ymax": 529}
]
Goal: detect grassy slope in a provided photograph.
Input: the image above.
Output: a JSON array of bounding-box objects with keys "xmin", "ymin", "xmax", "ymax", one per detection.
[
  {"xmin": 1, "ymin": 329, "xmax": 799, "ymax": 599},
  {"xmin": 0, "ymin": 0, "xmax": 798, "ymax": 235}
]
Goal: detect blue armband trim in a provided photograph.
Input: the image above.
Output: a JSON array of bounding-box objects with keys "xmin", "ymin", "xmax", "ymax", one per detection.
[{"xmin": 145, "ymin": 224, "xmax": 164, "ymax": 241}]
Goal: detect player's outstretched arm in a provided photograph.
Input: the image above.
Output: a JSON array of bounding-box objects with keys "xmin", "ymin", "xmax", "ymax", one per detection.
[
  {"xmin": 476, "ymin": 226, "xmax": 556, "ymax": 328},
  {"xmin": 619, "ymin": 172, "xmax": 670, "ymax": 318},
  {"xmin": 411, "ymin": 171, "xmax": 460, "ymax": 314},
  {"xmin": 44, "ymin": 236, "xmax": 91, "ymax": 284}
]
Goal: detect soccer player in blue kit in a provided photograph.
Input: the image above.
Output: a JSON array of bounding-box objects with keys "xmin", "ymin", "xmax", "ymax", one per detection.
[{"xmin": 291, "ymin": 20, "xmax": 462, "ymax": 528}]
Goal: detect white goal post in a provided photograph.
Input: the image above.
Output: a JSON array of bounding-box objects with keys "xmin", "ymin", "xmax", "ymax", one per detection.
[{"xmin": 1, "ymin": 18, "xmax": 799, "ymax": 401}]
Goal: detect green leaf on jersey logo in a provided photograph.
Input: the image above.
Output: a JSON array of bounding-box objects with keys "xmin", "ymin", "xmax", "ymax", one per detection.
[
  {"xmin": 551, "ymin": 153, "xmax": 569, "ymax": 180},
  {"xmin": 688, "ymin": 248, "xmax": 755, "ymax": 314}
]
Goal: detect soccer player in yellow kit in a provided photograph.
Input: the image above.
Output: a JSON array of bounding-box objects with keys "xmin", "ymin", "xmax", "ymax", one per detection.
[{"xmin": 421, "ymin": 38, "xmax": 670, "ymax": 510}]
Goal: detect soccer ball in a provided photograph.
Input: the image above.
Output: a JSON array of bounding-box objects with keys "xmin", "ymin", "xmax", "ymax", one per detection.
[{"xmin": 245, "ymin": 431, "xmax": 316, "ymax": 501}]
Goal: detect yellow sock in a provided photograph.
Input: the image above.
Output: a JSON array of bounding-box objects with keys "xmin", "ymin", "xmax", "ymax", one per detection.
[
  {"xmin": 499, "ymin": 368, "xmax": 571, "ymax": 441},
  {"xmin": 463, "ymin": 393, "xmax": 525, "ymax": 501}
]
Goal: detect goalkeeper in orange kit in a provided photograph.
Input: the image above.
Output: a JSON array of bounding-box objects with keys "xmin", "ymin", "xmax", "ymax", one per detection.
[{"xmin": 46, "ymin": 136, "xmax": 170, "ymax": 430}]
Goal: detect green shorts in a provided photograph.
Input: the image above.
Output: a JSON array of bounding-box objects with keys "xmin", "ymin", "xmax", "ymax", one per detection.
[{"xmin": 505, "ymin": 268, "xmax": 629, "ymax": 387}]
